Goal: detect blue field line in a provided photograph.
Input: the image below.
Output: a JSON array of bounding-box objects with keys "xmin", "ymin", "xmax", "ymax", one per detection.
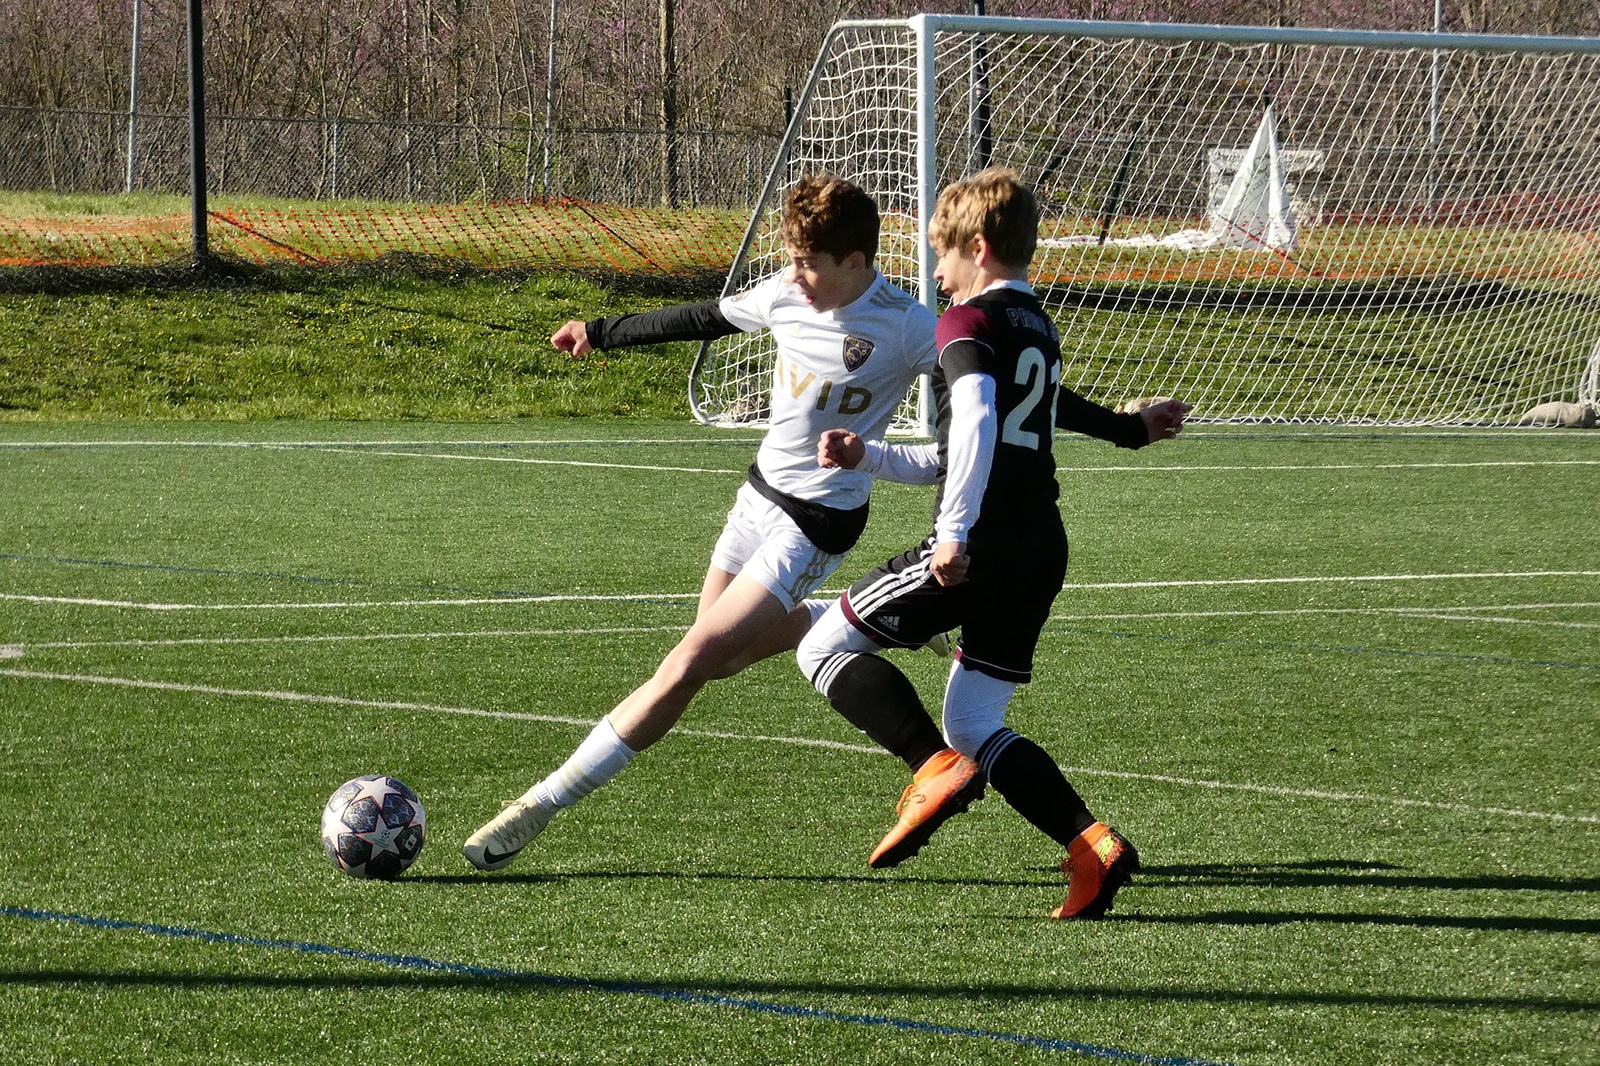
[
  {"xmin": 3, "ymin": 904, "xmax": 1231, "ymax": 1066},
  {"xmin": 1054, "ymin": 625, "xmax": 1600, "ymax": 673}
]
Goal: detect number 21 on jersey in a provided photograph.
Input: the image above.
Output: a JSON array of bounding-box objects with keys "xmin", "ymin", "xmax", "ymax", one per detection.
[{"xmin": 1001, "ymin": 346, "xmax": 1059, "ymax": 451}]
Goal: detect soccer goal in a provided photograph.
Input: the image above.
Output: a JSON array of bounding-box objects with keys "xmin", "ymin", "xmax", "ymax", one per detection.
[{"xmin": 689, "ymin": 16, "xmax": 1600, "ymax": 429}]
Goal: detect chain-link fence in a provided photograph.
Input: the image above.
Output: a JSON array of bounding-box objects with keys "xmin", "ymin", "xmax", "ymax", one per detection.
[{"xmin": 0, "ymin": 105, "xmax": 779, "ymax": 209}]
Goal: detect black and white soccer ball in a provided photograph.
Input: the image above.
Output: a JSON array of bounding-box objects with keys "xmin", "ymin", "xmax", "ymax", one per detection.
[{"xmin": 320, "ymin": 774, "xmax": 427, "ymax": 879}]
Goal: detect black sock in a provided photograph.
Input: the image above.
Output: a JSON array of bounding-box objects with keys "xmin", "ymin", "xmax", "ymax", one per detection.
[
  {"xmin": 823, "ymin": 655, "xmax": 947, "ymax": 773},
  {"xmin": 978, "ymin": 730, "xmax": 1095, "ymax": 849}
]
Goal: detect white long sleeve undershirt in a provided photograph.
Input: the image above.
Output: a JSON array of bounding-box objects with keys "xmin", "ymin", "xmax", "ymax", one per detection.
[
  {"xmin": 856, "ymin": 438, "xmax": 940, "ymax": 485},
  {"xmin": 934, "ymin": 373, "xmax": 997, "ymax": 544}
]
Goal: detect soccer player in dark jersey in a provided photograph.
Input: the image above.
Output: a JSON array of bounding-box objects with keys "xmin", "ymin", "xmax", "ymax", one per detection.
[{"xmin": 796, "ymin": 168, "xmax": 1189, "ymax": 918}]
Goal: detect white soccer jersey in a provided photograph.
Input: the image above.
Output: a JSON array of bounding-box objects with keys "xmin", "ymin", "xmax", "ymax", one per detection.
[{"xmin": 719, "ymin": 271, "xmax": 938, "ymax": 509}]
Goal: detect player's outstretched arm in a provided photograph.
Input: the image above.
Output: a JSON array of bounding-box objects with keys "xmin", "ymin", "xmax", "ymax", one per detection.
[
  {"xmin": 552, "ymin": 303, "xmax": 742, "ymax": 358},
  {"xmin": 1055, "ymin": 386, "xmax": 1190, "ymax": 449}
]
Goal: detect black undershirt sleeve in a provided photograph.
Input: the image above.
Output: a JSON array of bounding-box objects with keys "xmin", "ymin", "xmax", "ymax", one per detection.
[
  {"xmin": 1055, "ymin": 385, "xmax": 1151, "ymax": 450},
  {"xmin": 585, "ymin": 301, "xmax": 741, "ymax": 350}
]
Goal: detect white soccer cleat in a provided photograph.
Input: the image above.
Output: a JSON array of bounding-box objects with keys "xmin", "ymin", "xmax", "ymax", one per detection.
[{"xmin": 462, "ymin": 797, "xmax": 557, "ymax": 871}]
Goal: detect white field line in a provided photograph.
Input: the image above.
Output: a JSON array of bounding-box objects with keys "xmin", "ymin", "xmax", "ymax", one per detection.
[
  {"xmin": 0, "ymin": 591, "xmax": 702, "ymax": 611},
  {"xmin": 1051, "ymin": 764, "xmax": 1600, "ymax": 825},
  {"xmin": 1398, "ymin": 613, "xmax": 1600, "ymax": 630},
  {"xmin": 5, "ymin": 435, "xmax": 1595, "ymax": 477},
  {"xmin": 1059, "ymin": 570, "xmax": 1600, "ymax": 591},
  {"xmin": 8, "ymin": 601, "xmax": 1598, "ymax": 656},
  {"xmin": 7, "ymin": 570, "xmax": 1597, "ymax": 612},
  {"xmin": 1, "ymin": 665, "xmax": 1592, "ymax": 825},
  {"xmin": 0, "ymin": 437, "xmax": 760, "ymax": 449},
  {"xmin": 168, "ymin": 447, "xmax": 1600, "ymax": 477},
  {"xmin": 0, "ymin": 429, "xmax": 1587, "ymax": 449},
  {"xmin": 1050, "ymin": 601, "xmax": 1600, "ymax": 624},
  {"xmin": 0, "ymin": 668, "xmax": 879, "ymax": 756},
  {"xmin": 1055, "ymin": 459, "xmax": 1600, "ymax": 473},
  {"xmin": 293, "ymin": 445, "xmax": 741, "ymax": 475},
  {"xmin": 10, "ymin": 626, "xmax": 688, "ymax": 651},
  {"xmin": 263, "ymin": 446, "xmax": 1600, "ymax": 476}
]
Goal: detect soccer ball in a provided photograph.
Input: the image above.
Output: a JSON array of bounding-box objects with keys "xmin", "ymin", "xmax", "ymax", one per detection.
[{"xmin": 320, "ymin": 774, "xmax": 427, "ymax": 879}]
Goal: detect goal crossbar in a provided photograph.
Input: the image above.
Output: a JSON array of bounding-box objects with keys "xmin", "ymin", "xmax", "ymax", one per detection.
[{"xmin": 905, "ymin": 16, "xmax": 1600, "ymax": 55}]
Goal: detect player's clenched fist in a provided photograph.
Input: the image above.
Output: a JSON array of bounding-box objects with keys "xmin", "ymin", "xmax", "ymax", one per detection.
[
  {"xmin": 1140, "ymin": 398, "xmax": 1191, "ymax": 442},
  {"xmin": 930, "ymin": 540, "xmax": 969, "ymax": 586},
  {"xmin": 551, "ymin": 320, "xmax": 593, "ymax": 357},
  {"xmin": 817, "ymin": 428, "xmax": 866, "ymax": 470}
]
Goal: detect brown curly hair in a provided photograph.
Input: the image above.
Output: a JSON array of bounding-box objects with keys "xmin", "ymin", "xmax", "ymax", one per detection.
[{"xmin": 779, "ymin": 174, "xmax": 879, "ymax": 264}]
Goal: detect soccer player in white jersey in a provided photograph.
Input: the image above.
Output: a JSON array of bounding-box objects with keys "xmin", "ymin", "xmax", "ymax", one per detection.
[{"xmin": 463, "ymin": 174, "xmax": 980, "ymax": 871}]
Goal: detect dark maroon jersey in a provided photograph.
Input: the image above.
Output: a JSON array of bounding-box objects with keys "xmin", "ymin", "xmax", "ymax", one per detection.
[{"xmin": 930, "ymin": 285, "xmax": 1065, "ymax": 536}]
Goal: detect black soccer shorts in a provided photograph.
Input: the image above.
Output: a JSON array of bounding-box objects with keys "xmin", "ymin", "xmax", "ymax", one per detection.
[{"xmin": 840, "ymin": 517, "xmax": 1068, "ymax": 684}]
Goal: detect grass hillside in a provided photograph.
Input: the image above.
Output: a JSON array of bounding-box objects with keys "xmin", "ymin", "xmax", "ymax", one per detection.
[{"xmin": 0, "ymin": 266, "xmax": 709, "ymax": 421}]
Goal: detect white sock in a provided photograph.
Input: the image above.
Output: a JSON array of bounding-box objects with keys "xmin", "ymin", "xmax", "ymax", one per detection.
[{"xmin": 524, "ymin": 718, "xmax": 639, "ymax": 809}]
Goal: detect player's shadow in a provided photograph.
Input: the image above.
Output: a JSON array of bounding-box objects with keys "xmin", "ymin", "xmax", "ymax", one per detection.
[
  {"xmin": 412, "ymin": 859, "xmax": 1600, "ymax": 936},
  {"xmin": 1099, "ymin": 860, "xmax": 1600, "ymax": 935},
  {"xmin": 408, "ymin": 869, "xmax": 1046, "ymax": 890},
  {"xmin": 1137, "ymin": 860, "xmax": 1600, "ymax": 894},
  {"xmin": 1116, "ymin": 911, "xmax": 1599, "ymax": 933}
]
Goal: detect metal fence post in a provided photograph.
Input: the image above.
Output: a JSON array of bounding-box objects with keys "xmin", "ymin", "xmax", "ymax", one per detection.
[
  {"xmin": 125, "ymin": 0, "xmax": 142, "ymax": 193},
  {"xmin": 330, "ymin": 118, "xmax": 341, "ymax": 199},
  {"xmin": 187, "ymin": 0, "xmax": 208, "ymax": 264}
]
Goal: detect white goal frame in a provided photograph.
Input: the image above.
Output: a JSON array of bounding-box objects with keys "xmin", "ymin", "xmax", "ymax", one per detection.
[{"xmin": 690, "ymin": 16, "xmax": 1600, "ymax": 430}]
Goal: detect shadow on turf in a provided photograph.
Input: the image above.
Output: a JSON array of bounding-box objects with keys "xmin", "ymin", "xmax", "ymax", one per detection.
[
  {"xmin": 407, "ymin": 870, "xmax": 1050, "ymax": 890},
  {"xmin": 415, "ymin": 863, "xmax": 1600, "ymax": 936},
  {"xmin": 1103, "ymin": 860, "xmax": 1600, "ymax": 935},
  {"xmin": 411, "ymin": 858, "xmax": 1600, "ymax": 898},
  {"xmin": 2, "ymin": 969, "xmax": 1595, "ymax": 1016},
  {"xmin": 1112, "ymin": 911, "xmax": 1600, "ymax": 934},
  {"xmin": 1139, "ymin": 860, "xmax": 1600, "ymax": 895}
]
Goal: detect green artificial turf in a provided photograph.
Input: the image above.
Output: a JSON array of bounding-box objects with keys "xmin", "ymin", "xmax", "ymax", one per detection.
[{"xmin": 0, "ymin": 421, "xmax": 1595, "ymax": 1065}]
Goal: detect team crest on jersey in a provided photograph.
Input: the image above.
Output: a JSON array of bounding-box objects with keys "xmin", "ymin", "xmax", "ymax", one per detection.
[{"xmin": 842, "ymin": 336, "xmax": 875, "ymax": 370}]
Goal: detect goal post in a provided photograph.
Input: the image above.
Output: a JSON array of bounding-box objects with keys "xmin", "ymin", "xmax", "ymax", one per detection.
[{"xmin": 690, "ymin": 17, "xmax": 1600, "ymax": 429}]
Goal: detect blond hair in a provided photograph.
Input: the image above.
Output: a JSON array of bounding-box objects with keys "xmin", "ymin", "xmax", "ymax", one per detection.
[{"xmin": 928, "ymin": 167, "xmax": 1038, "ymax": 267}]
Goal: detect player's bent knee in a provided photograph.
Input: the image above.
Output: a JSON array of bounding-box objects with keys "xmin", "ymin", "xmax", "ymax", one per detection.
[
  {"xmin": 942, "ymin": 665, "xmax": 1018, "ymax": 757},
  {"xmin": 795, "ymin": 639, "xmax": 823, "ymax": 683},
  {"xmin": 796, "ymin": 602, "xmax": 877, "ymax": 690},
  {"xmin": 654, "ymin": 641, "xmax": 723, "ymax": 694},
  {"xmin": 943, "ymin": 706, "xmax": 1007, "ymax": 757}
]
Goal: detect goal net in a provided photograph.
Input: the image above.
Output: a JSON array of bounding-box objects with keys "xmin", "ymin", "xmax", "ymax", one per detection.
[{"xmin": 690, "ymin": 17, "xmax": 1600, "ymax": 429}]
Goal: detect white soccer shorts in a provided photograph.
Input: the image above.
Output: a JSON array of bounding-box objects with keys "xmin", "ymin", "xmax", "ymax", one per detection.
[{"xmin": 709, "ymin": 481, "xmax": 847, "ymax": 612}]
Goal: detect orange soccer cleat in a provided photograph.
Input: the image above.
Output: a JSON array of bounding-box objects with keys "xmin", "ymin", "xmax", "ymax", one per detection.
[
  {"xmin": 868, "ymin": 749, "xmax": 985, "ymax": 869},
  {"xmin": 1051, "ymin": 822, "xmax": 1139, "ymax": 919}
]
